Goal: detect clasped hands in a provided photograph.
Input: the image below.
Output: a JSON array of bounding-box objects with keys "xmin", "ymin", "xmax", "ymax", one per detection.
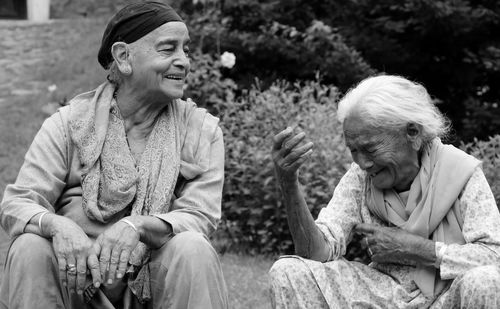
[{"xmin": 49, "ymin": 216, "xmax": 140, "ymax": 299}]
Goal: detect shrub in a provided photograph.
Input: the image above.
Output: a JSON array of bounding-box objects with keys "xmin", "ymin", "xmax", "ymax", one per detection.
[
  {"xmin": 216, "ymin": 78, "xmax": 352, "ymax": 254},
  {"xmin": 460, "ymin": 135, "xmax": 500, "ymax": 207}
]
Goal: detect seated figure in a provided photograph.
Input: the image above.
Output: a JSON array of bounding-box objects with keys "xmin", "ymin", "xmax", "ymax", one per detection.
[
  {"xmin": 0, "ymin": 2, "xmax": 228, "ymax": 308},
  {"xmin": 270, "ymin": 74, "xmax": 500, "ymax": 308}
]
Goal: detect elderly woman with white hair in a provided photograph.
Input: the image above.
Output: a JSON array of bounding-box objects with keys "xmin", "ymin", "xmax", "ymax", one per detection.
[{"xmin": 270, "ymin": 75, "xmax": 500, "ymax": 308}]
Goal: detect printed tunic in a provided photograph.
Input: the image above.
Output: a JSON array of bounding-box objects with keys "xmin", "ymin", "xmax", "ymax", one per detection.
[{"xmin": 270, "ymin": 163, "xmax": 500, "ymax": 308}]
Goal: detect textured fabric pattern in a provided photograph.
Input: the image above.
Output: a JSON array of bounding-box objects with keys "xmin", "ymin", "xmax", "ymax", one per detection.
[
  {"xmin": 270, "ymin": 256, "xmax": 500, "ymax": 309},
  {"xmin": 270, "ymin": 160, "xmax": 500, "ymax": 308},
  {"xmin": 68, "ymin": 82, "xmax": 181, "ymax": 302}
]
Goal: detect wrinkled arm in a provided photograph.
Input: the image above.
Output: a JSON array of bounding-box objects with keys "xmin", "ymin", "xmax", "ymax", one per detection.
[
  {"xmin": 280, "ymin": 178, "xmax": 330, "ymax": 261},
  {"xmin": 154, "ymin": 127, "xmax": 224, "ymax": 239},
  {"xmin": 439, "ymin": 167, "xmax": 500, "ymax": 280}
]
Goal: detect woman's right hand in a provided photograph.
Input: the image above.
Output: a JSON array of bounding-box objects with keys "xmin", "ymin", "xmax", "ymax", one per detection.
[
  {"xmin": 45, "ymin": 214, "xmax": 101, "ymax": 297},
  {"xmin": 272, "ymin": 127, "xmax": 314, "ymax": 183}
]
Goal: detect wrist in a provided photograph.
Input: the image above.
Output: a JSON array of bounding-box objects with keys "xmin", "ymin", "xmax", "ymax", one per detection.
[
  {"xmin": 122, "ymin": 216, "xmax": 144, "ymax": 239},
  {"xmin": 43, "ymin": 213, "xmax": 63, "ymax": 237},
  {"xmin": 278, "ymin": 176, "xmax": 299, "ymax": 190}
]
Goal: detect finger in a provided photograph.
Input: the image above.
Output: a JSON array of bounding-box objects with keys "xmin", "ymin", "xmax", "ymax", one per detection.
[
  {"xmin": 282, "ymin": 142, "xmax": 313, "ymax": 166},
  {"xmin": 66, "ymin": 256, "xmax": 77, "ymax": 294},
  {"xmin": 116, "ymin": 249, "xmax": 131, "ymax": 279},
  {"xmin": 272, "ymin": 127, "xmax": 293, "ymax": 150},
  {"xmin": 76, "ymin": 256, "xmax": 87, "ymax": 296},
  {"xmin": 57, "ymin": 254, "xmax": 68, "ymax": 288},
  {"xmin": 99, "ymin": 246, "xmax": 111, "ymax": 282},
  {"xmin": 106, "ymin": 247, "xmax": 121, "ymax": 284},
  {"xmin": 285, "ymin": 148, "xmax": 313, "ymax": 170},
  {"xmin": 87, "ymin": 253, "xmax": 101, "ymax": 288},
  {"xmin": 353, "ymin": 223, "xmax": 377, "ymax": 235},
  {"xmin": 280, "ymin": 132, "xmax": 306, "ymax": 154}
]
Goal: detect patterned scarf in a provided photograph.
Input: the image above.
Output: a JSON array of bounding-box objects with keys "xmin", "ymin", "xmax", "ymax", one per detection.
[
  {"xmin": 68, "ymin": 82, "xmax": 180, "ymax": 302},
  {"xmin": 366, "ymin": 138, "xmax": 479, "ymax": 297}
]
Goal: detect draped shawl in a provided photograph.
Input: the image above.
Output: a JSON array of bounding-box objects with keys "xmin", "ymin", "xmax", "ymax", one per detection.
[
  {"xmin": 67, "ymin": 82, "xmax": 218, "ymax": 302},
  {"xmin": 366, "ymin": 138, "xmax": 480, "ymax": 297}
]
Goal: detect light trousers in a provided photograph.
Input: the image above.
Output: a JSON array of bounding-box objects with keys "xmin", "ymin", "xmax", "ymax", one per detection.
[
  {"xmin": 0, "ymin": 231, "xmax": 228, "ymax": 309},
  {"xmin": 270, "ymin": 256, "xmax": 500, "ymax": 309}
]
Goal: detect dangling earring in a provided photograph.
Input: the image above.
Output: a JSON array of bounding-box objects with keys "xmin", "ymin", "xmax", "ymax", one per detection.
[{"xmin": 122, "ymin": 66, "xmax": 131, "ymax": 75}]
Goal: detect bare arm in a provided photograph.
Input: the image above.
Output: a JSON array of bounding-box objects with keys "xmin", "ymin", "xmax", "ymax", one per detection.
[{"xmin": 273, "ymin": 128, "xmax": 330, "ymax": 261}]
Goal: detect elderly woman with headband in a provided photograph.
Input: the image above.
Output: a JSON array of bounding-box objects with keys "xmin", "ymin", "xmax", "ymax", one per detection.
[
  {"xmin": 270, "ymin": 75, "xmax": 500, "ymax": 308},
  {"xmin": 0, "ymin": 2, "xmax": 227, "ymax": 308}
]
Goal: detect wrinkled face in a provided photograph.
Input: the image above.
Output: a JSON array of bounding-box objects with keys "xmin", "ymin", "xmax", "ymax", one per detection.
[
  {"xmin": 343, "ymin": 113, "xmax": 420, "ymax": 191},
  {"xmin": 128, "ymin": 22, "xmax": 190, "ymax": 100}
]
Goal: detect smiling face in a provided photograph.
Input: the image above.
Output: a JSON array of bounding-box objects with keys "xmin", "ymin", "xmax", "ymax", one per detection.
[
  {"xmin": 127, "ymin": 22, "xmax": 190, "ymax": 100},
  {"xmin": 343, "ymin": 113, "xmax": 421, "ymax": 191}
]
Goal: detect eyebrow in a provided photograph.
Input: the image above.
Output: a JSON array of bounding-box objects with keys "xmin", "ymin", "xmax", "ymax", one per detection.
[{"xmin": 156, "ymin": 38, "xmax": 191, "ymax": 46}]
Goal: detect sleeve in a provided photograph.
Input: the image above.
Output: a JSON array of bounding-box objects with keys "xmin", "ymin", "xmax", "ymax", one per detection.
[
  {"xmin": 315, "ymin": 163, "xmax": 365, "ymax": 260},
  {"xmin": 0, "ymin": 112, "xmax": 69, "ymax": 237},
  {"xmin": 439, "ymin": 166, "xmax": 500, "ymax": 280},
  {"xmin": 154, "ymin": 126, "xmax": 224, "ymax": 237}
]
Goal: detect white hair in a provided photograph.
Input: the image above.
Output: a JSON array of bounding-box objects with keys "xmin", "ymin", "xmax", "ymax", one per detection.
[{"xmin": 337, "ymin": 75, "xmax": 450, "ymax": 148}]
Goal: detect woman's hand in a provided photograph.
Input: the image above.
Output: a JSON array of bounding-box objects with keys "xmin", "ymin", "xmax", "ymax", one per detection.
[
  {"xmin": 93, "ymin": 218, "xmax": 140, "ymax": 285},
  {"xmin": 46, "ymin": 215, "xmax": 101, "ymax": 297},
  {"xmin": 272, "ymin": 127, "xmax": 314, "ymax": 184},
  {"xmin": 354, "ymin": 223, "xmax": 436, "ymax": 266}
]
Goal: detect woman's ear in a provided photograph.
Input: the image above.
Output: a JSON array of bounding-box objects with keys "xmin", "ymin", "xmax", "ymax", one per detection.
[
  {"xmin": 406, "ymin": 123, "xmax": 422, "ymax": 150},
  {"xmin": 111, "ymin": 42, "xmax": 132, "ymax": 75}
]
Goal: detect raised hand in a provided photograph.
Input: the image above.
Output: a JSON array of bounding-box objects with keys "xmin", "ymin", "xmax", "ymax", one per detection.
[
  {"xmin": 272, "ymin": 127, "xmax": 314, "ymax": 183},
  {"xmin": 93, "ymin": 219, "xmax": 140, "ymax": 285}
]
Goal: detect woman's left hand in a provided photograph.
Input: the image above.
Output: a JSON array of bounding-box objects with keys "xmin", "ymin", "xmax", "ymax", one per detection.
[
  {"xmin": 353, "ymin": 223, "xmax": 436, "ymax": 266},
  {"xmin": 93, "ymin": 219, "xmax": 140, "ymax": 284}
]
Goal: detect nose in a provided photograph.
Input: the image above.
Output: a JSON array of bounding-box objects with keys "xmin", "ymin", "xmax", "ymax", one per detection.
[
  {"xmin": 355, "ymin": 153, "xmax": 374, "ymax": 171},
  {"xmin": 174, "ymin": 50, "xmax": 190, "ymax": 69}
]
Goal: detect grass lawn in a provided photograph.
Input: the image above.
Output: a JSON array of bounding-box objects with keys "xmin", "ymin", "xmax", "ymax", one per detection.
[{"xmin": 0, "ymin": 18, "xmax": 277, "ymax": 308}]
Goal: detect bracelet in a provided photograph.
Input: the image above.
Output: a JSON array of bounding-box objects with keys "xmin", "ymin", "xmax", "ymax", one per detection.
[
  {"xmin": 38, "ymin": 212, "xmax": 50, "ymax": 233},
  {"xmin": 120, "ymin": 218, "xmax": 138, "ymax": 233}
]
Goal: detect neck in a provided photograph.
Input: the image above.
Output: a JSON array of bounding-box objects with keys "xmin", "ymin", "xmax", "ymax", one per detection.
[{"xmin": 115, "ymin": 86, "xmax": 171, "ymax": 133}]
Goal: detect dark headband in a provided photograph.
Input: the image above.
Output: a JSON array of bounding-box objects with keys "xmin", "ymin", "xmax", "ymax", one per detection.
[{"xmin": 98, "ymin": 1, "xmax": 184, "ymax": 69}]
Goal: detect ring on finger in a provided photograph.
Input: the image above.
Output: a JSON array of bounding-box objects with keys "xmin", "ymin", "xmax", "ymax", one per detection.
[{"xmin": 66, "ymin": 263, "xmax": 77, "ymax": 275}]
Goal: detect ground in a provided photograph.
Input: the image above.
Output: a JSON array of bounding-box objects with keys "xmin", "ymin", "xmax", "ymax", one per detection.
[{"xmin": 0, "ymin": 18, "xmax": 275, "ymax": 308}]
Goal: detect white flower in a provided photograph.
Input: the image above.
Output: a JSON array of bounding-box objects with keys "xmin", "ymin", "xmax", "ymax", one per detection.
[
  {"xmin": 220, "ymin": 51, "xmax": 236, "ymax": 69},
  {"xmin": 48, "ymin": 84, "xmax": 57, "ymax": 92}
]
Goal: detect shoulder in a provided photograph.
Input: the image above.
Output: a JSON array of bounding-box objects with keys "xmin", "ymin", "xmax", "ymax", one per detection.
[{"xmin": 172, "ymin": 98, "xmax": 221, "ymax": 142}]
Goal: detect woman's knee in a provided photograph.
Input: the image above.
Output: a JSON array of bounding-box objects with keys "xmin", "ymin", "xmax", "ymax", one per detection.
[
  {"xmin": 153, "ymin": 231, "xmax": 217, "ymax": 266},
  {"xmin": 459, "ymin": 265, "xmax": 500, "ymax": 294},
  {"xmin": 269, "ymin": 256, "xmax": 310, "ymax": 281},
  {"xmin": 8, "ymin": 233, "xmax": 54, "ymax": 264}
]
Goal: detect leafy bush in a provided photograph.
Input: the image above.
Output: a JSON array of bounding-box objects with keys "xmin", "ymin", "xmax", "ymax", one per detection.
[
  {"xmin": 460, "ymin": 135, "xmax": 500, "ymax": 207},
  {"xmin": 215, "ymin": 79, "xmax": 351, "ymax": 254},
  {"xmin": 184, "ymin": 51, "xmax": 238, "ymax": 115}
]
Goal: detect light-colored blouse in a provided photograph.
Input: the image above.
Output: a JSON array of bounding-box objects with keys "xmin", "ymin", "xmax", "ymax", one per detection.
[
  {"xmin": 316, "ymin": 163, "xmax": 500, "ymax": 284},
  {"xmin": 0, "ymin": 99, "xmax": 224, "ymax": 240}
]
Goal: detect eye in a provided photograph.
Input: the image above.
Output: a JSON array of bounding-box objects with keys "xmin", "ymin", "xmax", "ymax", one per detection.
[{"xmin": 183, "ymin": 46, "xmax": 190, "ymax": 56}]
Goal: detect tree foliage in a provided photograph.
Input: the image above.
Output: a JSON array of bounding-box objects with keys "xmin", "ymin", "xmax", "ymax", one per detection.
[{"xmin": 180, "ymin": 0, "xmax": 500, "ymax": 142}]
